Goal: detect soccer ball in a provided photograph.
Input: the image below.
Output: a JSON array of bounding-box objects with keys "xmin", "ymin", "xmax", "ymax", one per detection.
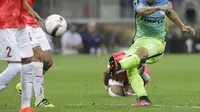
[{"xmin": 45, "ymin": 14, "xmax": 67, "ymax": 37}]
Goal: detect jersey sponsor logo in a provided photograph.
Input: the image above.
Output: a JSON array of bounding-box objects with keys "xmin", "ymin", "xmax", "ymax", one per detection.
[{"xmin": 141, "ymin": 16, "xmax": 165, "ymax": 23}]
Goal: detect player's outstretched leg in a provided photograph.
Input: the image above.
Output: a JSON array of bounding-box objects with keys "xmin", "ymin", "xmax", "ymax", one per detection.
[{"xmin": 109, "ymin": 47, "xmax": 152, "ymax": 107}]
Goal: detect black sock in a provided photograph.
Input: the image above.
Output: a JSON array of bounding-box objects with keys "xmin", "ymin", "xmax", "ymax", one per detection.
[{"xmin": 139, "ymin": 96, "xmax": 151, "ymax": 102}]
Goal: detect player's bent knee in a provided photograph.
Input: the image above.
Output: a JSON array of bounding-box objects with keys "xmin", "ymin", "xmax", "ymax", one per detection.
[
  {"xmin": 33, "ymin": 46, "xmax": 45, "ymax": 62},
  {"xmin": 33, "ymin": 54, "xmax": 44, "ymax": 62},
  {"xmin": 136, "ymin": 47, "xmax": 148, "ymax": 61}
]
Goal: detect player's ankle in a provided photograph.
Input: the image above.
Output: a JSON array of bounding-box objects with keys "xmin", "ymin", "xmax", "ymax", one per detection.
[{"xmin": 139, "ymin": 95, "xmax": 151, "ymax": 102}]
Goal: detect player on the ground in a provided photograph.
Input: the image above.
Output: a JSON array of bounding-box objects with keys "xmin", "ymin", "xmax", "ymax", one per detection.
[
  {"xmin": 0, "ymin": 0, "xmax": 41, "ymax": 112},
  {"xmin": 104, "ymin": 52, "xmax": 150, "ymax": 97},
  {"xmin": 108, "ymin": 0, "xmax": 195, "ymax": 106},
  {"xmin": 15, "ymin": 0, "xmax": 55, "ymax": 108}
]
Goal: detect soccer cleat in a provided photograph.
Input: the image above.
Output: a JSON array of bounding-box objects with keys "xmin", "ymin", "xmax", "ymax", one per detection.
[
  {"xmin": 131, "ymin": 96, "xmax": 152, "ymax": 107},
  {"xmin": 109, "ymin": 56, "xmax": 121, "ymax": 76},
  {"xmin": 35, "ymin": 98, "xmax": 55, "ymax": 107},
  {"xmin": 19, "ymin": 107, "xmax": 36, "ymax": 112},
  {"xmin": 16, "ymin": 83, "xmax": 22, "ymax": 95}
]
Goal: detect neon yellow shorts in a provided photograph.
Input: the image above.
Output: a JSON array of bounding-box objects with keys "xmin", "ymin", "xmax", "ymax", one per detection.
[{"xmin": 126, "ymin": 38, "xmax": 166, "ymax": 64}]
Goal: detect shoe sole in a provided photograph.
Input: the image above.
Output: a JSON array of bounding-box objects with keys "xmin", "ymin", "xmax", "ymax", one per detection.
[
  {"xmin": 131, "ymin": 103, "xmax": 152, "ymax": 107},
  {"xmin": 109, "ymin": 56, "xmax": 119, "ymax": 76},
  {"xmin": 108, "ymin": 56, "xmax": 115, "ymax": 75}
]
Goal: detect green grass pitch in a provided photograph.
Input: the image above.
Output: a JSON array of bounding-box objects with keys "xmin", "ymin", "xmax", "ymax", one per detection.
[{"xmin": 0, "ymin": 54, "xmax": 200, "ymax": 112}]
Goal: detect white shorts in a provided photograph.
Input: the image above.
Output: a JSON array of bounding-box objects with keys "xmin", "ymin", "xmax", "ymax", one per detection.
[
  {"xmin": 108, "ymin": 87, "xmax": 120, "ymax": 97},
  {"xmin": 0, "ymin": 28, "xmax": 33, "ymax": 61},
  {"xmin": 108, "ymin": 79, "xmax": 123, "ymax": 86},
  {"xmin": 26, "ymin": 26, "xmax": 51, "ymax": 51}
]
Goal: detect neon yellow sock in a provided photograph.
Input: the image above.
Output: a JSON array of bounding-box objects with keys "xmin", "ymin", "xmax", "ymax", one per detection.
[
  {"xmin": 128, "ymin": 68, "xmax": 147, "ymax": 97},
  {"xmin": 119, "ymin": 54, "xmax": 140, "ymax": 70}
]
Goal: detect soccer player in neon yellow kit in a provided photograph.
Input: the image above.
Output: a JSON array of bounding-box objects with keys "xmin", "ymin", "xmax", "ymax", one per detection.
[{"xmin": 108, "ymin": 0, "xmax": 196, "ymax": 107}]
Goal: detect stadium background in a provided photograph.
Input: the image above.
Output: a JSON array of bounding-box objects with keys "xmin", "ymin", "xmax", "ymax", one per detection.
[
  {"xmin": 35, "ymin": 0, "xmax": 200, "ymax": 54},
  {"xmin": 0, "ymin": 0, "xmax": 200, "ymax": 112}
]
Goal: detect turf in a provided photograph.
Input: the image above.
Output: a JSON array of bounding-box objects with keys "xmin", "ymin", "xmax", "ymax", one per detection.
[{"xmin": 0, "ymin": 54, "xmax": 200, "ymax": 112}]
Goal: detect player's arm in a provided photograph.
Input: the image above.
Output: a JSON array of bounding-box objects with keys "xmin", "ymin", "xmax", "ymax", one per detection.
[
  {"xmin": 166, "ymin": 10, "xmax": 196, "ymax": 36},
  {"xmin": 23, "ymin": 0, "xmax": 42, "ymax": 20},
  {"xmin": 136, "ymin": 3, "xmax": 172, "ymax": 15},
  {"xmin": 136, "ymin": 6, "xmax": 160, "ymax": 15}
]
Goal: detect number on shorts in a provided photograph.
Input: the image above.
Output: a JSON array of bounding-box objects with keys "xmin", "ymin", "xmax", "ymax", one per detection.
[
  {"xmin": 29, "ymin": 32, "xmax": 32, "ymax": 41},
  {"xmin": 6, "ymin": 46, "xmax": 12, "ymax": 57}
]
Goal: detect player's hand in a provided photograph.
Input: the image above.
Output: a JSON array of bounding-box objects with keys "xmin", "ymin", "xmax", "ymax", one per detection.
[
  {"xmin": 159, "ymin": 2, "xmax": 172, "ymax": 12},
  {"xmin": 32, "ymin": 11, "xmax": 43, "ymax": 21},
  {"xmin": 181, "ymin": 25, "xmax": 196, "ymax": 36}
]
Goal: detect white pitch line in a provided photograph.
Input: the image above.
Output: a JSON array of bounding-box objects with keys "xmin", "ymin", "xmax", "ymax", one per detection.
[
  {"xmin": 154, "ymin": 104, "xmax": 200, "ymax": 109},
  {"xmin": 66, "ymin": 103, "xmax": 200, "ymax": 109}
]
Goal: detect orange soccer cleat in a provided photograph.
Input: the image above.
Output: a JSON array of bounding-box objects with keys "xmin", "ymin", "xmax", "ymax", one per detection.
[{"xmin": 19, "ymin": 107, "xmax": 36, "ymax": 112}]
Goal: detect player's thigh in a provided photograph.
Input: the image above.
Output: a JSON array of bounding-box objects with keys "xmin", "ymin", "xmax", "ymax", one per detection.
[
  {"xmin": 15, "ymin": 28, "xmax": 34, "ymax": 59},
  {"xmin": 0, "ymin": 29, "xmax": 21, "ymax": 61},
  {"xmin": 143, "ymin": 39, "xmax": 166, "ymax": 64},
  {"xmin": 33, "ymin": 46, "xmax": 44, "ymax": 62},
  {"xmin": 26, "ymin": 26, "xmax": 45, "ymax": 61},
  {"xmin": 125, "ymin": 38, "xmax": 146, "ymax": 57},
  {"xmin": 127, "ymin": 39, "xmax": 165, "ymax": 64},
  {"xmin": 26, "ymin": 26, "xmax": 40, "ymax": 48},
  {"xmin": 35, "ymin": 27, "xmax": 51, "ymax": 52}
]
